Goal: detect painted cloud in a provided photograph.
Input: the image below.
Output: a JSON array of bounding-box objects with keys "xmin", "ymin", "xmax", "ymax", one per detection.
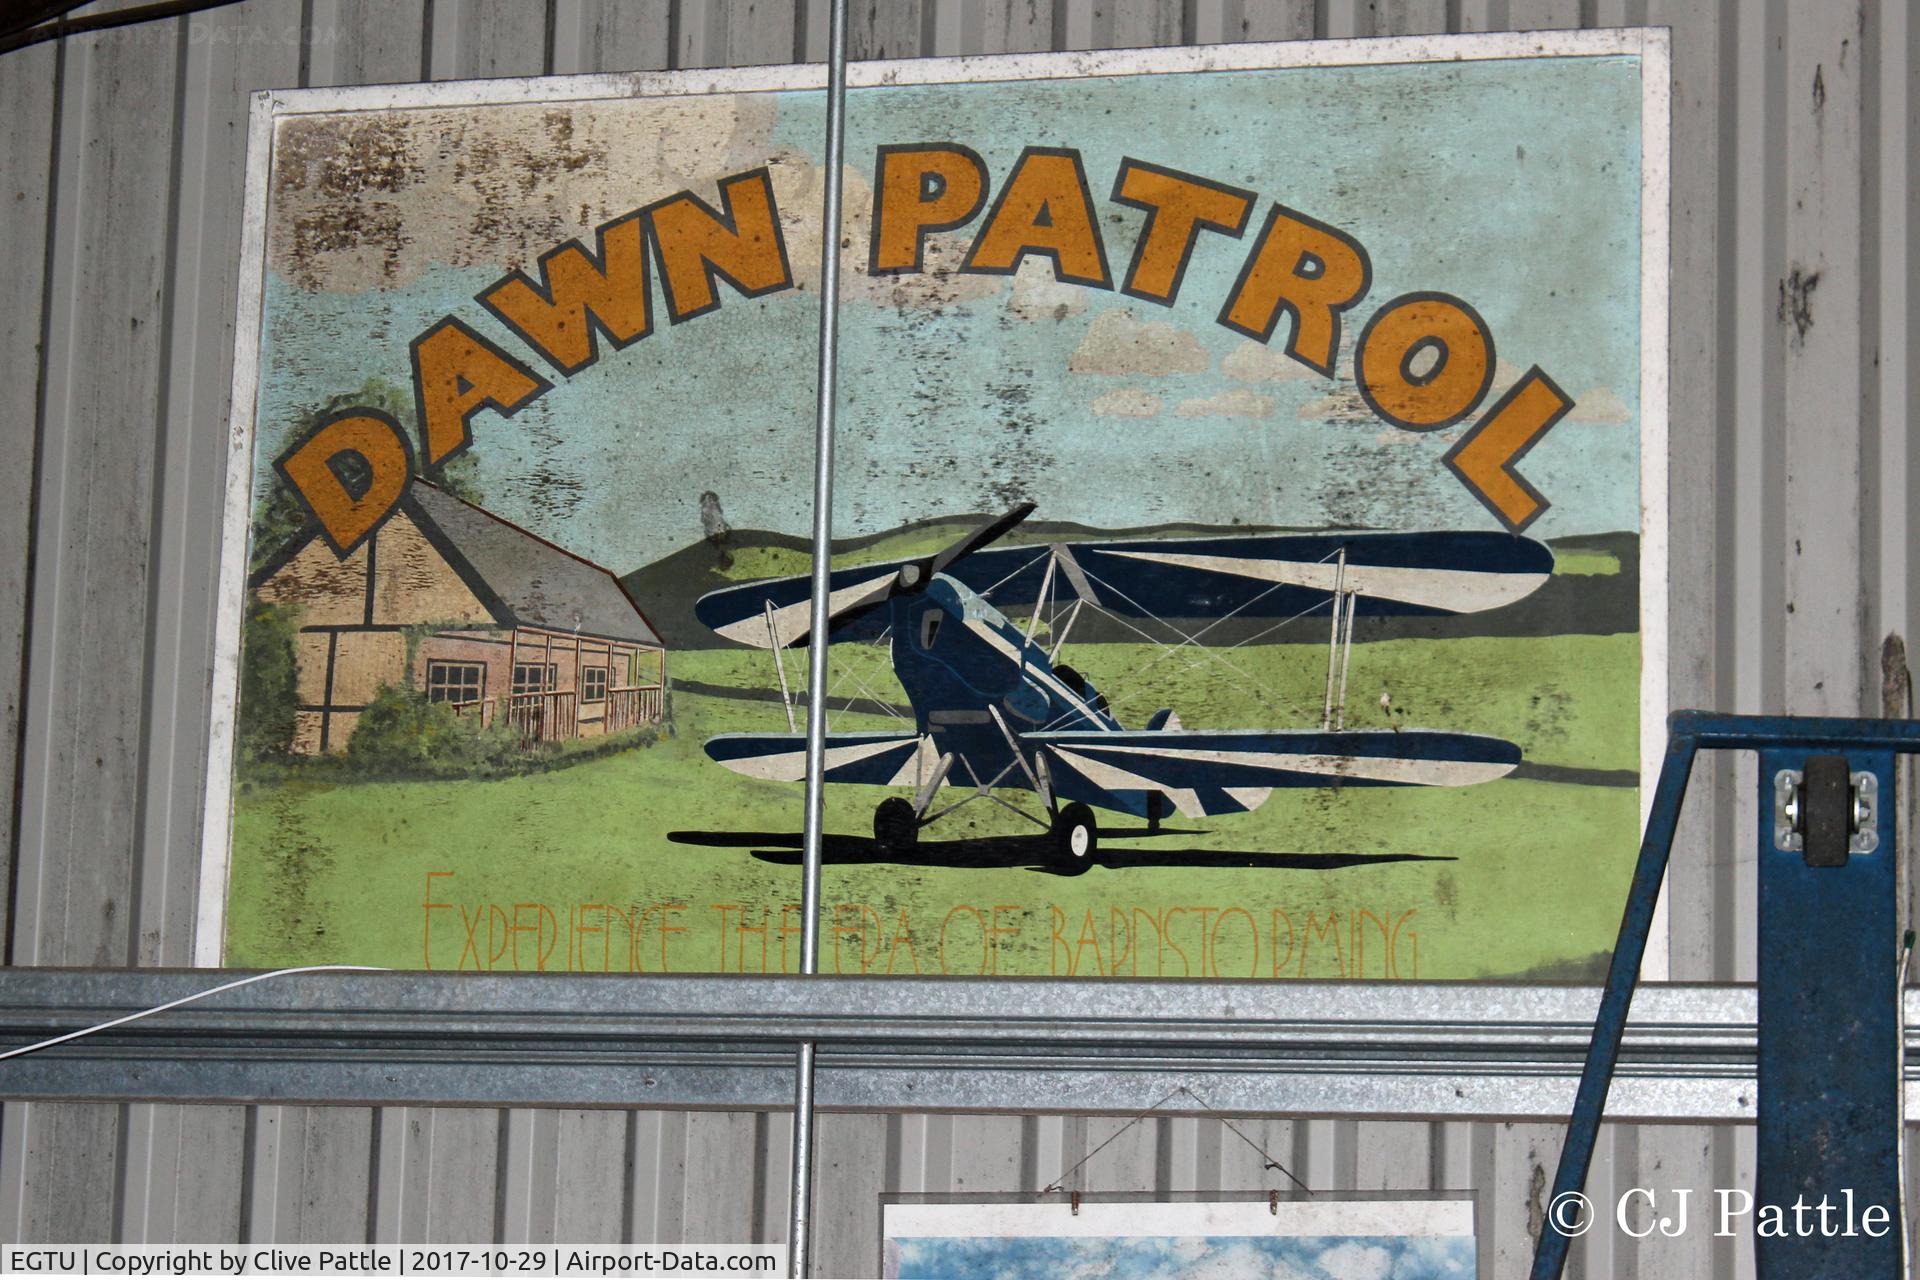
[
  {"xmin": 1567, "ymin": 385, "xmax": 1631, "ymax": 423},
  {"xmin": 1068, "ymin": 308, "xmax": 1211, "ymax": 376},
  {"xmin": 1090, "ymin": 388, "xmax": 1164, "ymax": 418},
  {"xmin": 1221, "ymin": 338, "xmax": 1317, "ymax": 383},
  {"xmin": 1176, "ymin": 388, "xmax": 1275, "ymax": 419}
]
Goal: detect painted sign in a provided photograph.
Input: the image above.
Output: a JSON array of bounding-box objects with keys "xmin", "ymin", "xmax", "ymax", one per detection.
[{"xmin": 200, "ymin": 32, "xmax": 1669, "ymax": 981}]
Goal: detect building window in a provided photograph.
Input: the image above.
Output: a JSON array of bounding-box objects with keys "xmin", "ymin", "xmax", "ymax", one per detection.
[
  {"xmin": 426, "ymin": 661, "xmax": 484, "ymax": 706},
  {"xmin": 583, "ymin": 666, "xmax": 609, "ymax": 703},
  {"xmin": 513, "ymin": 662, "xmax": 558, "ymax": 696}
]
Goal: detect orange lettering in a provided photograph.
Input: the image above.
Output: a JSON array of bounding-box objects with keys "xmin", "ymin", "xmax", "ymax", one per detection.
[
  {"xmin": 1072, "ymin": 908, "xmax": 1107, "ymax": 977},
  {"xmin": 869, "ymin": 144, "xmax": 989, "ymax": 274},
  {"xmin": 479, "ymin": 212, "xmax": 652, "ymax": 374},
  {"xmin": 887, "ymin": 909, "xmax": 920, "ymax": 974},
  {"xmin": 274, "ymin": 409, "xmax": 413, "ymax": 557},
  {"xmin": 1210, "ymin": 907, "xmax": 1259, "ymax": 978},
  {"xmin": 1218, "ymin": 204, "xmax": 1371, "ymax": 375},
  {"xmin": 646, "ymin": 168, "xmax": 792, "ymax": 322},
  {"xmin": 962, "ymin": 147, "xmax": 1111, "ymax": 288},
  {"xmin": 1108, "ymin": 907, "xmax": 1134, "ymax": 975},
  {"xmin": 421, "ymin": 871, "xmax": 454, "ymax": 971},
  {"xmin": 1389, "ymin": 910, "xmax": 1419, "ymax": 979},
  {"xmin": 409, "ymin": 316, "xmax": 548, "ymax": 465},
  {"xmin": 711, "ymin": 904, "xmax": 740, "ymax": 974},
  {"xmin": 1356, "ymin": 292, "xmax": 1494, "ymax": 430},
  {"xmin": 1351, "ymin": 909, "xmax": 1391, "ymax": 978},
  {"xmin": 1111, "ymin": 159, "xmax": 1255, "ymax": 306},
  {"xmin": 942, "ymin": 905, "xmax": 990, "ymax": 974},
  {"xmin": 832, "ymin": 903, "xmax": 882, "ymax": 973},
  {"xmin": 1298, "ymin": 908, "xmax": 1345, "ymax": 977},
  {"xmin": 1442, "ymin": 368, "xmax": 1573, "ymax": 532},
  {"xmin": 989, "ymin": 905, "xmax": 1021, "ymax": 975},
  {"xmin": 1269, "ymin": 909, "xmax": 1296, "ymax": 977}
]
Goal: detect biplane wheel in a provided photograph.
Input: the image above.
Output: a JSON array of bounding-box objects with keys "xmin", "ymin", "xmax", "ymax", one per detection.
[
  {"xmin": 873, "ymin": 797, "xmax": 918, "ymax": 852},
  {"xmin": 1050, "ymin": 802, "xmax": 1097, "ymax": 873}
]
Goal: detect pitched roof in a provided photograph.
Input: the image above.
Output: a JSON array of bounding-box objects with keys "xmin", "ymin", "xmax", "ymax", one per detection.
[{"xmin": 406, "ymin": 481, "xmax": 661, "ymax": 646}]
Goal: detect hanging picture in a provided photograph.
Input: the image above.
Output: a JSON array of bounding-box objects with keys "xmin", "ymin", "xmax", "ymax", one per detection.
[
  {"xmin": 200, "ymin": 30, "xmax": 1670, "ymax": 981},
  {"xmin": 880, "ymin": 1195, "xmax": 1477, "ymax": 1278}
]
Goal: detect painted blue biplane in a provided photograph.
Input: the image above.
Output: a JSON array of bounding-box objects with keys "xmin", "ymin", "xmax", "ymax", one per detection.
[{"xmin": 695, "ymin": 506, "xmax": 1552, "ymax": 871}]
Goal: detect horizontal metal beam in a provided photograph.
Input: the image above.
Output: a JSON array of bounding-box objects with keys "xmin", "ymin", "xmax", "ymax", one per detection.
[
  {"xmin": 0, "ymin": 969, "xmax": 1908, "ymax": 1120},
  {"xmin": 1669, "ymin": 708, "xmax": 1920, "ymax": 751}
]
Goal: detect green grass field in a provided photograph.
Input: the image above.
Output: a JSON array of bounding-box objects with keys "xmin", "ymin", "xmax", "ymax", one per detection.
[{"xmin": 226, "ymin": 620, "xmax": 1641, "ymax": 981}]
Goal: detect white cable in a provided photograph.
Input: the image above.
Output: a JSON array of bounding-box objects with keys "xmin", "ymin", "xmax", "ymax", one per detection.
[{"xmin": 0, "ymin": 965, "xmax": 390, "ymax": 1061}]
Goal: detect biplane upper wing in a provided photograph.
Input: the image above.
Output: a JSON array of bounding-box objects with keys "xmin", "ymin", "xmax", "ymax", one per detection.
[
  {"xmin": 693, "ymin": 529, "xmax": 1553, "ymax": 648},
  {"xmin": 1025, "ymin": 727, "xmax": 1523, "ymax": 818},
  {"xmin": 705, "ymin": 731, "xmax": 939, "ymax": 786}
]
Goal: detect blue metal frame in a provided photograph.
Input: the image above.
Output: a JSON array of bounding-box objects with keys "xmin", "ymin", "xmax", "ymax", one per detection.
[{"xmin": 1532, "ymin": 711, "xmax": 1920, "ymax": 1279}]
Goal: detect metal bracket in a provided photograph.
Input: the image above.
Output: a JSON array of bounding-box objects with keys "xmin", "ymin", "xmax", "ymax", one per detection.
[
  {"xmin": 1852, "ymin": 771, "xmax": 1880, "ymax": 853},
  {"xmin": 1534, "ymin": 712, "xmax": 1920, "ymax": 1280},
  {"xmin": 1773, "ymin": 764, "xmax": 1879, "ymax": 859}
]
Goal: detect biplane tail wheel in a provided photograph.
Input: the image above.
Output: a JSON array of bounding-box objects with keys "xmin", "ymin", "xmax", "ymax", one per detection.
[
  {"xmin": 1050, "ymin": 802, "xmax": 1097, "ymax": 873},
  {"xmin": 874, "ymin": 797, "xmax": 918, "ymax": 852}
]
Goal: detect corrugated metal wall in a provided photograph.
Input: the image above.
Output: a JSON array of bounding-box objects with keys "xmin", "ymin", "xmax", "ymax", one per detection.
[{"xmin": 0, "ymin": 0, "xmax": 1912, "ymax": 1275}]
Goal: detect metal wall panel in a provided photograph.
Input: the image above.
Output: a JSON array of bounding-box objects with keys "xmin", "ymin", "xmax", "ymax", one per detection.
[{"xmin": 0, "ymin": 0, "xmax": 1913, "ymax": 1276}]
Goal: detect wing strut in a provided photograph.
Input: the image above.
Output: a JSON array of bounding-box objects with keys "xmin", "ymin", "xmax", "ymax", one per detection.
[
  {"xmin": 913, "ymin": 750, "xmax": 954, "ymax": 816},
  {"xmin": 1048, "ymin": 598, "xmax": 1084, "ymax": 661},
  {"xmin": 1336, "ymin": 588, "xmax": 1358, "ymax": 730},
  {"xmin": 1024, "ymin": 551, "xmax": 1057, "ymax": 644},
  {"xmin": 1318, "ymin": 549, "xmax": 1362, "ymax": 731},
  {"xmin": 989, "ymin": 705, "xmax": 1053, "ymax": 808},
  {"xmin": 1050, "ymin": 543, "xmax": 1100, "ymax": 607},
  {"xmin": 765, "ymin": 600, "xmax": 798, "ymax": 732},
  {"xmin": 1321, "ymin": 548, "xmax": 1347, "ymax": 730}
]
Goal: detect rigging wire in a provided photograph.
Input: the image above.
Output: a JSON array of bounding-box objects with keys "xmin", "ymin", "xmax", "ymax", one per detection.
[
  {"xmin": 1038, "ymin": 561, "xmax": 1335, "ymax": 731},
  {"xmin": 1032, "ymin": 545, "xmax": 1347, "ymax": 732}
]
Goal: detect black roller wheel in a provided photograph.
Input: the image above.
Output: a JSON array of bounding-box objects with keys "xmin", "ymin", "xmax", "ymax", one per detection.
[
  {"xmin": 1049, "ymin": 802, "xmax": 1097, "ymax": 873},
  {"xmin": 873, "ymin": 797, "xmax": 918, "ymax": 852}
]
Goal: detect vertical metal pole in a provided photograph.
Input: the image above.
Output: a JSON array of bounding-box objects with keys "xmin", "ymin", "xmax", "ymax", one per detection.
[{"xmin": 788, "ymin": 1, "xmax": 849, "ymax": 1275}]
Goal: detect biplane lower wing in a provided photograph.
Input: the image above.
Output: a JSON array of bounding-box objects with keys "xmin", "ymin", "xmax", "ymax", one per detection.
[
  {"xmin": 705, "ymin": 731, "xmax": 937, "ymax": 786},
  {"xmin": 1026, "ymin": 728, "xmax": 1524, "ymax": 819}
]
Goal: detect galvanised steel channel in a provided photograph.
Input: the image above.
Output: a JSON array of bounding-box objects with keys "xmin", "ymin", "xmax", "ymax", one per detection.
[{"xmin": 0, "ymin": 971, "xmax": 1896, "ymax": 1120}]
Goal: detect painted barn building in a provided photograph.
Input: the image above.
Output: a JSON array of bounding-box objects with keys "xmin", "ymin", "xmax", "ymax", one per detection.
[{"xmin": 251, "ymin": 480, "xmax": 665, "ymax": 754}]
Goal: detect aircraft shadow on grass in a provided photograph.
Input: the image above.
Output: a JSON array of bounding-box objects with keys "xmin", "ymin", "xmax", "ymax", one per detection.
[{"xmin": 665, "ymin": 828, "xmax": 1455, "ymax": 877}]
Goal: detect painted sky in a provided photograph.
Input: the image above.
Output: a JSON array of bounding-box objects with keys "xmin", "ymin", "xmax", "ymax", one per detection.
[
  {"xmin": 254, "ymin": 54, "xmax": 1644, "ymax": 574},
  {"xmin": 887, "ymin": 1233, "xmax": 1474, "ymax": 1279}
]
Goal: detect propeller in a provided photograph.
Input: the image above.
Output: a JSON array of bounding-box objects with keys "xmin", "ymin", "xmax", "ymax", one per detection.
[
  {"xmin": 894, "ymin": 501, "xmax": 1036, "ymax": 594},
  {"xmin": 702, "ymin": 504, "xmax": 1038, "ymax": 649},
  {"xmin": 821, "ymin": 502, "xmax": 1038, "ymax": 639}
]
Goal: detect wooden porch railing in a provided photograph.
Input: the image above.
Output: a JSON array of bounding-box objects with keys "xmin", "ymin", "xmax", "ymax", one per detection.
[
  {"xmin": 605, "ymin": 684, "xmax": 665, "ymax": 733},
  {"xmin": 451, "ymin": 685, "xmax": 662, "ymax": 748},
  {"xmin": 448, "ymin": 697, "xmax": 494, "ymax": 728},
  {"xmin": 506, "ymin": 689, "xmax": 577, "ymax": 746}
]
